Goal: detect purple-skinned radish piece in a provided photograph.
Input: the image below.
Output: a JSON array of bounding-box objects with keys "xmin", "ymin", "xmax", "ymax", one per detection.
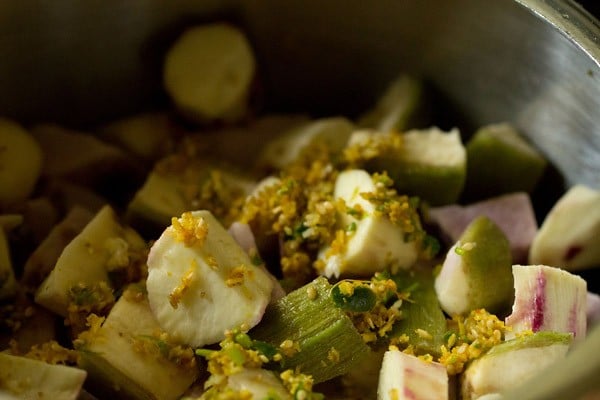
[
  {"xmin": 587, "ymin": 291, "xmax": 600, "ymax": 330},
  {"xmin": 505, "ymin": 264, "xmax": 587, "ymax": 341},
  {"xmin": 428, "ymin": 192, "xmax": 537, "ymax": 264}
]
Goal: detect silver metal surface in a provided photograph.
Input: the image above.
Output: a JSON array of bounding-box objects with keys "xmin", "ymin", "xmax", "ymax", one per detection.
[
  {"xmin": 0, "ymin": 0, "xmax": 597, "ymax": 189},
  {"xmin": 241, "ymin": 0, "xmax": 600, "ymax": 190},
  {"xmin": 0, "ymin": 0, "xmax": 599, "ymax": 398}
]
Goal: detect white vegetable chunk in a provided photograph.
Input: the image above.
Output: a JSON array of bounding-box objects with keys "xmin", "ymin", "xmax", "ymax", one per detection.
[
  {"xmin": 35, "ymin": 205, "xmax": 146, "ymax": 316},
  {"xmin": 164, "ymin": 23, "xmax": 256, "ymax": 122},
  {"xmin": 0, "ymin": 228, "xmax": 17, "ymax": 300},
  {"xmin": 146, "ymin": 210, "xmax": 273, "ymax": 347},
  {"xmin": 377, "ymin": 347, "xmax": 448, "ymax": 400},
  {"xmin": 0, "ymin": 118, "xmax": 43, "ymax": 207},
  {"xmin": 318, "ymin": 169, "xmax": 418, "ymax": 278},
  {"xmin": 257, "ymin": 117, "xmax": 354, "ymax": 171},
  {"xmin": 434, "ymin": 216, "xmax": 513, "ymax": 316},
  {"xmin": 461, "ymin": 332, "xmax": 571, "ymax": 400},
  {"xmin": 505, "ymin": 264, "xmax": 587, "ymax": 341},
  {"xmin": 529, "ymin": 185, "xmax": 600, "ymax": 271},
  {"xmin": 0, "ymin": 353, "xmax": 86, "ymax": 400},
  {"xmin": 434, "ymin": 243, "xmax": 470, "ymax": 315},
  {"xmin": 226, "ymin": 369, "xmax": 291, "ymax": 399},
  {"xmin": 228, "ymin": 221, "xmax": 286, "ymax": 302}
]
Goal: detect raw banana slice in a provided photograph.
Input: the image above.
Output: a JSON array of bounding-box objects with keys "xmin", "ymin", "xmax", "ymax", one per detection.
[
  {"xmin": 99, "ymin": 112, "xmax": 178, "ymax": 163},
  {"xmin": 347, "ymin": 127, "xmax": 466, "ymax": 205},
  {"xmin": 434, "ymin": 216, "xmax": 513, "ymax": 315},
  {"xmin": 318, "ymin": 169, "xmax": 419, "ymax": 278},
  {"xmin": 35, "ymin": 205, "xmax": 146, "ymax": 317},
  {"xmin": 529, "ymin": 185, "xmax": 600, "ymax": 271},
  {"xmin": 225, "ymin": 369, "xmax": 291, "ymax": 400},
  {"xmin": 257, "ymin": 117, "xmax": 354, "ymax": 171},
  {"xmin": 358, "ymin": 74, "xmax": 424, "ymax": 133},
  {"xmin": 77, "ymin": 285, "xmax": 199, "ymax": 400},
  {"xmin": 464, "ymin": 123, "xmax": 547, "ymax": 200},
  {"xmin": 377, "ymin": 347, "xmax": 448, "ymax": 400},
  {"xmin": 164, "ymin": 23, "xmax": 256, "ymax": 123},
  {"xmin": 461, "ymin": 332, "xmax": 572, "ymax": 400},
  {"xmin": 0, "ymin": 353, "xmax": 87, "ymax": 400},
  {"xmin": 0, "ymin": 118, "xmax": 43, "ymax": 208},
  {"xmin": 146, "ymin": 210, "xmax": 273, "ymax": 347},
  {"xmin": 0, "ymin": 227, "xmax": 17, "ymax": 300},
  {"xmin": 127, "ymin": 153, "xmax": 255, "ymax": 232}
]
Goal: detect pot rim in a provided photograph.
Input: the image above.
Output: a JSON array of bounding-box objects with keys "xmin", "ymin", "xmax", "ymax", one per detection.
[{"xmin": 517, "ymin": 0, "xmax": 600, "ymax": 68}]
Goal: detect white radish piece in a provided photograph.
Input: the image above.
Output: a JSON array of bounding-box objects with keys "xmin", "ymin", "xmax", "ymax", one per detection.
[
  {"xmin": 146, "ymin": 210, "xmax": 273, "ymax": 347},
  {"xmin": 461, "ymin": 332, "xmax": 571, "ymax": 400},
  {"xmin": 377, "ymin": 347, "xmax": 448, "ymax": 400},
  {"xmin": 529, "ymin": 185, "xmax": 600, "ymax": 271},
  {"xmin": 505, "ymin": 264, "xmax": 587, "ymax": 341}
]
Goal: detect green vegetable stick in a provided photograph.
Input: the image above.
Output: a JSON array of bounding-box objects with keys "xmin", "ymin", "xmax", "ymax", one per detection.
[
  {"xmin": 390, "ymin": 268, "xmax": 447, "ymax": 357},
  {"xmin": 250, "ymin": 277, "xmax": 370, "ymax": 383}
]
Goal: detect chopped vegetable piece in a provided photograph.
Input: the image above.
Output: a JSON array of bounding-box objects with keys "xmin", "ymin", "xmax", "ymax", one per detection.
[
  {"xmin": 0, "ymin": 352, "xmax": 86, "ymax": 400},
  {"xmin": 318, "ymin": 169, "xmax": 421, "ymax": 278},
  {"xmin": 435, "ymin": 216, "xmax": 513, "ymax": 316},
  {"xmin": 0, "ymin": 228, "xmax": 17, "ymax": 300},
  {"xmin": 163, "ymin": 23, "xmax": 256, "ymax": 123},
  {"xmin": 98, "ymin": 112, "xmax": 178, "ymax": 164},
  {"xmin": 378, "ymin": 346, "xmax": 448, "ymax": 400},
  {"xmin": 257, "ymin": 117, "xmax": 354, "ymax": 172},
  {"xmin": 346, "ymin": 127, "xmax": 466, "ymax": 205},
  {"xmin": 127, "ymin": 153, "xmax": 255, "ymax": 232},
  {"xmin": 428, "ymin": 192, "xmax": 538, "ymax": 264},
  {"xmin": 331, "ymin": 280, "xmax": 377, "ymax": 312},
  {"xmin": 211, "ymin": 368, "xmax": 292, "ymax": 399},
  {"xmin": 358, "ymin": 74, "xmax": 425, "ymax": 133},
  {"xmin": 35, "ymin": 205, "xmax": 147, "ymax": 317},
  {"xmin": 505, "ymin": 264, "xmax": 587, "ymax": 341},
  {"xmin": 0, "ymin": 118, "xmax": 43, "ymax": 208},
  {"xmin": 250, "ymin": 277, "xmax": 370, "ymax": 383},
  {"xmin": 464, "ymin": 123, "xmax": 547, "ymax": 201},
  {"xmin": 146, "ymin": 210, "xmax": 273, "ymax": 347},
  {"xmin": 529, "ymin": 184, "xmax": 600, "ymax": 271},
  {"xmin": 22, "ymin": 206, "xmax": 94, "ymax": 288},
  {"xmin": 390, "ymin": 269, "xmax": 447, "ymax": 357},
  {"xmin": 76, "ymin": 285, "xmax": 199, "ymax": 400},
  {"xmin": 31, "ymin": 124, "xmax": 144, "ymax": 201},
  {"xmin": 501, "ymin": 325, "xmax": 600, "ymax": 400},
  {"xmin": 461, "ymin": 332, "xmax": 571, "ymax": 400}
]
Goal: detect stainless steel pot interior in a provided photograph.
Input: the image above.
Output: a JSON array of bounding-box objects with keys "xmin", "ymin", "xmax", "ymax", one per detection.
[
  {"xmin": 0, "ymin": 0, "xmax": 598, "ymax": 189},
  {"xmin": 0, "ymin": 0, "xmax": 598, "ymax": 398}
]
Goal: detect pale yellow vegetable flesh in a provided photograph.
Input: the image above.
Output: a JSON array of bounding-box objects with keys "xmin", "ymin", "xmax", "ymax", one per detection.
[{"xmin": 0, "ymin": 118, "xmax": 43, "ymax": 207}]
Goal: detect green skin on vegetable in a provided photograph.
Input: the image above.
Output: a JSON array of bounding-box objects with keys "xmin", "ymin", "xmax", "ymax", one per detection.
[
  {"xmin": 464, "ymin": 127, "xmax": 547, "ymax": 201},
  {"xmin": 458, "ymin": 216, "xmax": 514, "ymax": 314},
  {"xmin": 365, "ymin": 160, "xmax": 465, "ymax": 207},
  {"xmin": 390, "ymin": 269, "xmax": 447, "ymax": 357},
  {"xmin": 331, "ymin": 282, "xmax": 377, "ymax": 312},
  {"xmin": 486, "ymin": 331, "xmax": 572, "ymax": 357},
  {"xmin": 250, "ymin": 277, "xmax": 370, "ymax": 383}
]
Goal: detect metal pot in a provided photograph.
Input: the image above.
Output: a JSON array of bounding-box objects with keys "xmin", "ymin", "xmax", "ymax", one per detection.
[{"xmin": 0, "ymin": 0, "xmax": 598, "ymax": 398}]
